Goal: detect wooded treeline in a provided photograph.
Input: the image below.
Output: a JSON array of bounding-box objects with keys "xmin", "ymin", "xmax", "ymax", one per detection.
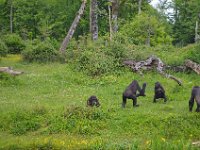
[{"xmin": 0, "ymin": 0, "xmax": 199, "ymax": 46}]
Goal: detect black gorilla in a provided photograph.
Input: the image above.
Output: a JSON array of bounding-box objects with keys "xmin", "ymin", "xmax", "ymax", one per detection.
[
  {"xmin": 153, "ymin": 82, "xmax": 167, "ymax": 103},
  {"xmin": 189, "ymin": 86, "xmax": 200, "ymax": 112},
  {"xmin": 87, "ymin": 96, "xmax": 100, "ymax": 107},
  {"xmin": 122, "ymin": 80, "xmax": 146, "ymax": 108}
]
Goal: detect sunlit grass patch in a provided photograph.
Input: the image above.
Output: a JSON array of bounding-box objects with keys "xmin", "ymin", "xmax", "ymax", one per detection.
[{"xmin": 1, "ymin": 54, "xmax": 22, "ymax": 63}]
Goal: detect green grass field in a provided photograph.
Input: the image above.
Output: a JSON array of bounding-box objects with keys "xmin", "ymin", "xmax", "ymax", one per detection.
[{"xmin": 0, "ymin": 55, "xmax": 200, "ymax": 149}]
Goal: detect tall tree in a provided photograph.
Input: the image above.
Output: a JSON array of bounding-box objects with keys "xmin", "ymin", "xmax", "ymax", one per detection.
[
  {"xmin": 171, "ymin": 0, "xmax": 200, "ymax": 45},
  {"xmin": 111, "ymin": 0, "xmax": 119, "ymax": 32},
  {"xmin": 9, "ymin": 0, "xmax": 13, "ymax": 33},
  {"xmin": 90, "ymin": 0, "xmax": 98, "ymax": 40},
  {"xmin": 138, "ymin": 0, "xmax": 142, "ymax": 14},
  {"xmin": 108, "ymin": 2, "xmax": 113, "ymax": 40},
  {"xmin": 59, "ymin": 0, "xmax": 87, "ymax": 54}
]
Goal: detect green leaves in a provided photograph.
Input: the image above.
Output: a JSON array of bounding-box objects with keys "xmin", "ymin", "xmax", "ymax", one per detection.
[{"xmin": 119, "ymin": 13, "xmax": 172, "ymax": 46}]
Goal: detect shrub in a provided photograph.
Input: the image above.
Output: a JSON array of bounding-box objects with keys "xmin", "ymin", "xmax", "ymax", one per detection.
[
  {"xmin": 22, "ymin": 39, "xmax": 59, "ymax": 63},
  {"xmin": 187, "ymin": 43, "xmax": 200, "ymax": 64},
  {"xmin": 0, "ymin": 39, "xmax": 8, "ymax": 56},
  {"xmin": 78, "ymin": 49, "xmax": 116, "ymax": 76},
  {"xmin": 4, "ymin": 34, "xmax": 25, "ymax": 54},
  {"xmin": 66, "ymin": 37, "xmax": 129, "ymax": 76}
]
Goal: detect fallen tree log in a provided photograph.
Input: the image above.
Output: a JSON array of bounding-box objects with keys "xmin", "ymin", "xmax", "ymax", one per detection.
[
  {"xmin": 185, "ymin": 59, "xmax": 200, "ymax": 75},
  {"xmin": 165, "ymin": 65, "xmax": 187, "ymax": 72},
  {"xmin": 123, "ymin": 55, "xmax": 182, "ymax": 86},
  {"xmin": 0, "ymin": 67, "xmax": 23, "ymax": 76}
]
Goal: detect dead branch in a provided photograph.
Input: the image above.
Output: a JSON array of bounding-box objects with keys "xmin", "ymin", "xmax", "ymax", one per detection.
[
  {"xmin": 0, "ymin": 67, "xmax": 23, "ymax": 76},
  {"xmin": 165, "ymin": 65, "xmax": 186, "ymax": 72},
  {"xmin": 185, "ymin": 59, "xmax": 200, "ymax": 75},
  {"xmin": 123, "ymin": 55, "xmax": 182, "ymax": 86}
]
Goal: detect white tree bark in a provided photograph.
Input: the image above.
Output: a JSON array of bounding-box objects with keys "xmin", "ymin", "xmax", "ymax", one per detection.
[
  {"xmin": 10, "ymin": 1, "xmax": 13, "ymax": 33},
  {"xmin": 185, "ymin": 60, "xmax": 200, "ymax": 75},
  {"xmin": 59, "ymin": 0, "xmax": 87, "ymax": 54},
  {"xmin": 108, "ymin": 4, "xmax": 113, "ymax": 41},
  {"xmin": 195, "ymin": 21, "xmax": 199, "ymax": 43},
  {"xmin": 123, "ymin": 56, "xmax": 182, "ymax": 86},
  {"xmin": 111, "ymin": 0, "xmax": 119, "ymax": 33},
  {"xmin": 138, "ymin": 0, "xmax": 142, "ymax": 14},
  {"xmin": 90, "ymin": 0, "xmax": 98, "ymax": 40}
]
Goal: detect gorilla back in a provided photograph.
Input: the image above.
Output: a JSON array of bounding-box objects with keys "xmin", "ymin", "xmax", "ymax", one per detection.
[
  {"xmin": 189, "ymin": 86, "xmax": 200, "ymax": 112},
  {"xmin": 153, "ymin": 82, "xmax": 167, "ymax": 103},
  {"xmin": 122, "ymin": 80, "xmax": 146, "ymax": 108}
]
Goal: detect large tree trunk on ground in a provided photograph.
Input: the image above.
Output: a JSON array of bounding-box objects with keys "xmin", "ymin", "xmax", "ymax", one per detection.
[
  {"xmin": 59, "ymin": 0, "xmax": 87, "ymax": 54},
  {"xmin": 0, "ymin": 67, "xmax": 23, "ymax": 76},
  {"xmin": 123, "ymin": 56, "xmax": 182, "ymax": 86},
  {"xmin": 185, "ymin": 60, "xmax": 200, "ymax": 75},
  {"xmin": 111, "ymin": 0, "xmax": 119, "ymax": 33},
  {"xmin": 90, "ymin": 0, "xmax": 98, "ymax": 40}
]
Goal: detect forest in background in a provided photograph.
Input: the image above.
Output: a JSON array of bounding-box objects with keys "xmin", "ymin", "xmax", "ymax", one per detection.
[
  {"xmin": 0, "ymin": 0, "xmax": 200, "ymax": 47},
  {"xmin": 0, "ymin": 0, "xmax": 200, "ymax": 74}
]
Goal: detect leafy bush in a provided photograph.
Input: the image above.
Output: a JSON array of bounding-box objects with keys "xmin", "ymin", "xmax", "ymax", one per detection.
[
  {"xmin": 0, "ymin": 39, "xmax": 8, "ymax": 56},
  {"xmin": 78, "ymin": 50, "xmax": 116, "ymax": 76},
  {"xmin": 187, "ymin": 43, "xmax": 200, "ymax": 64},
  {"xmin": 4, "ymin": 34, "xmax": 25, "ymax": 54},
  {"xmin": 66, "ymin": 37, "xmax": 127, "ymax": 76},
  {"xmin": 22, "ymin": 39, "xmax": 59, "ymax": 63}
]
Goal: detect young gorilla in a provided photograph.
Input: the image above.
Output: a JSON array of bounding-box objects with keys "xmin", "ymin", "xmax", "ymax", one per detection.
[
  {"xmin": 122, "ymin": 80, "xmax": 146, "ymax": 108},
  {"xmin": 189, "ymin": 86, "xmax": 200, "ymax": 112},
  {"xmin": 87, "ymin": 95, "xmax": 100, "ymax": 107},
  {"xmin": 153, "ymin": 82, "xmax": 167, "ymax": 103}
]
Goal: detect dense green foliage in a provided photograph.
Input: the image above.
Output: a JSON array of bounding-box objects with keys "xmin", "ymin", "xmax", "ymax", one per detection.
[
  {"xmin": 4, "ymin": 34, "xmax": 25, "ymax": 54},
  {"xmin": 22, "ymin": 39, "xmax": 59, "ymax": 63},
  {"xmin": 187, "ymin": 43, "xmax": 200, "ymax": 64},
  {"xmin": 172, "ymin": 0, "xmax": 200, "ymax": 45},
  {"xmin": 66, "ymin": 37, "xmax": 127, "ymax": 75},
  {"xmin": 0, "ymin": 39, "xmax": 8, "ymax": 57},
  {"xmin": 119, "ymin": 13, "xmax": 172, "ymax": 46}
]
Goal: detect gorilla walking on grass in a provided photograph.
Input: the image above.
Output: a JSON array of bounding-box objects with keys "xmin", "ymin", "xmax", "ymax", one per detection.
[
  {"xmin": 87, "ymin": 95, "xmax": 100, "ymax": 107},
  {"xmin": 122, "ymin": 80, "xmax": 146, "ymax": 108},
  {"xmin": 189, "ymin": 86, "xmax": 200, "ymax": 112},
  {"xmin": 153, "ymin": 82, "xmax": 167, "ymax": 103}
]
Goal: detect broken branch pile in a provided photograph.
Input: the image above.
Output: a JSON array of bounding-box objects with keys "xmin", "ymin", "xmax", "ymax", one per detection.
[{"xmin": 123, "ymin": 56, "xmax": 182, "ymax": 86}]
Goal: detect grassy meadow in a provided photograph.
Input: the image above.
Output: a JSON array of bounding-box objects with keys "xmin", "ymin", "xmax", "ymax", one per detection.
[{"xmin": 0, "ymin": 55, "xmax": 200, "ymax": 149}]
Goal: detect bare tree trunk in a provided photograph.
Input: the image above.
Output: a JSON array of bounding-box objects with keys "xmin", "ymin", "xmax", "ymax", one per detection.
[
  {"xmin": 111, "ymin": 0, "xmax": 119, "ymax": 33},
  {"xmin": 195, "ymin": 21, "xmax": 199, "ymax": 43},
  {"xmin": 108, "ymin": 4, "xmax": 113, "ymax": 41},
  {"xmin": 10, "ymin": 1, "xmax": 13, "ymax": 33},
  {"xmin": 138, "ymin": 0, "xmax": 142, "ymax": 14},
  {"xmin": 59, "ymin": 0, "xmax": 87, "ymax": 54},
  {"xmin": 90, "ymin": 0, "xmax": 98, "ymax": 40},
  {"xmin": 146, "ymin": 28, "xmax": 150, "ymax": 46}
]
